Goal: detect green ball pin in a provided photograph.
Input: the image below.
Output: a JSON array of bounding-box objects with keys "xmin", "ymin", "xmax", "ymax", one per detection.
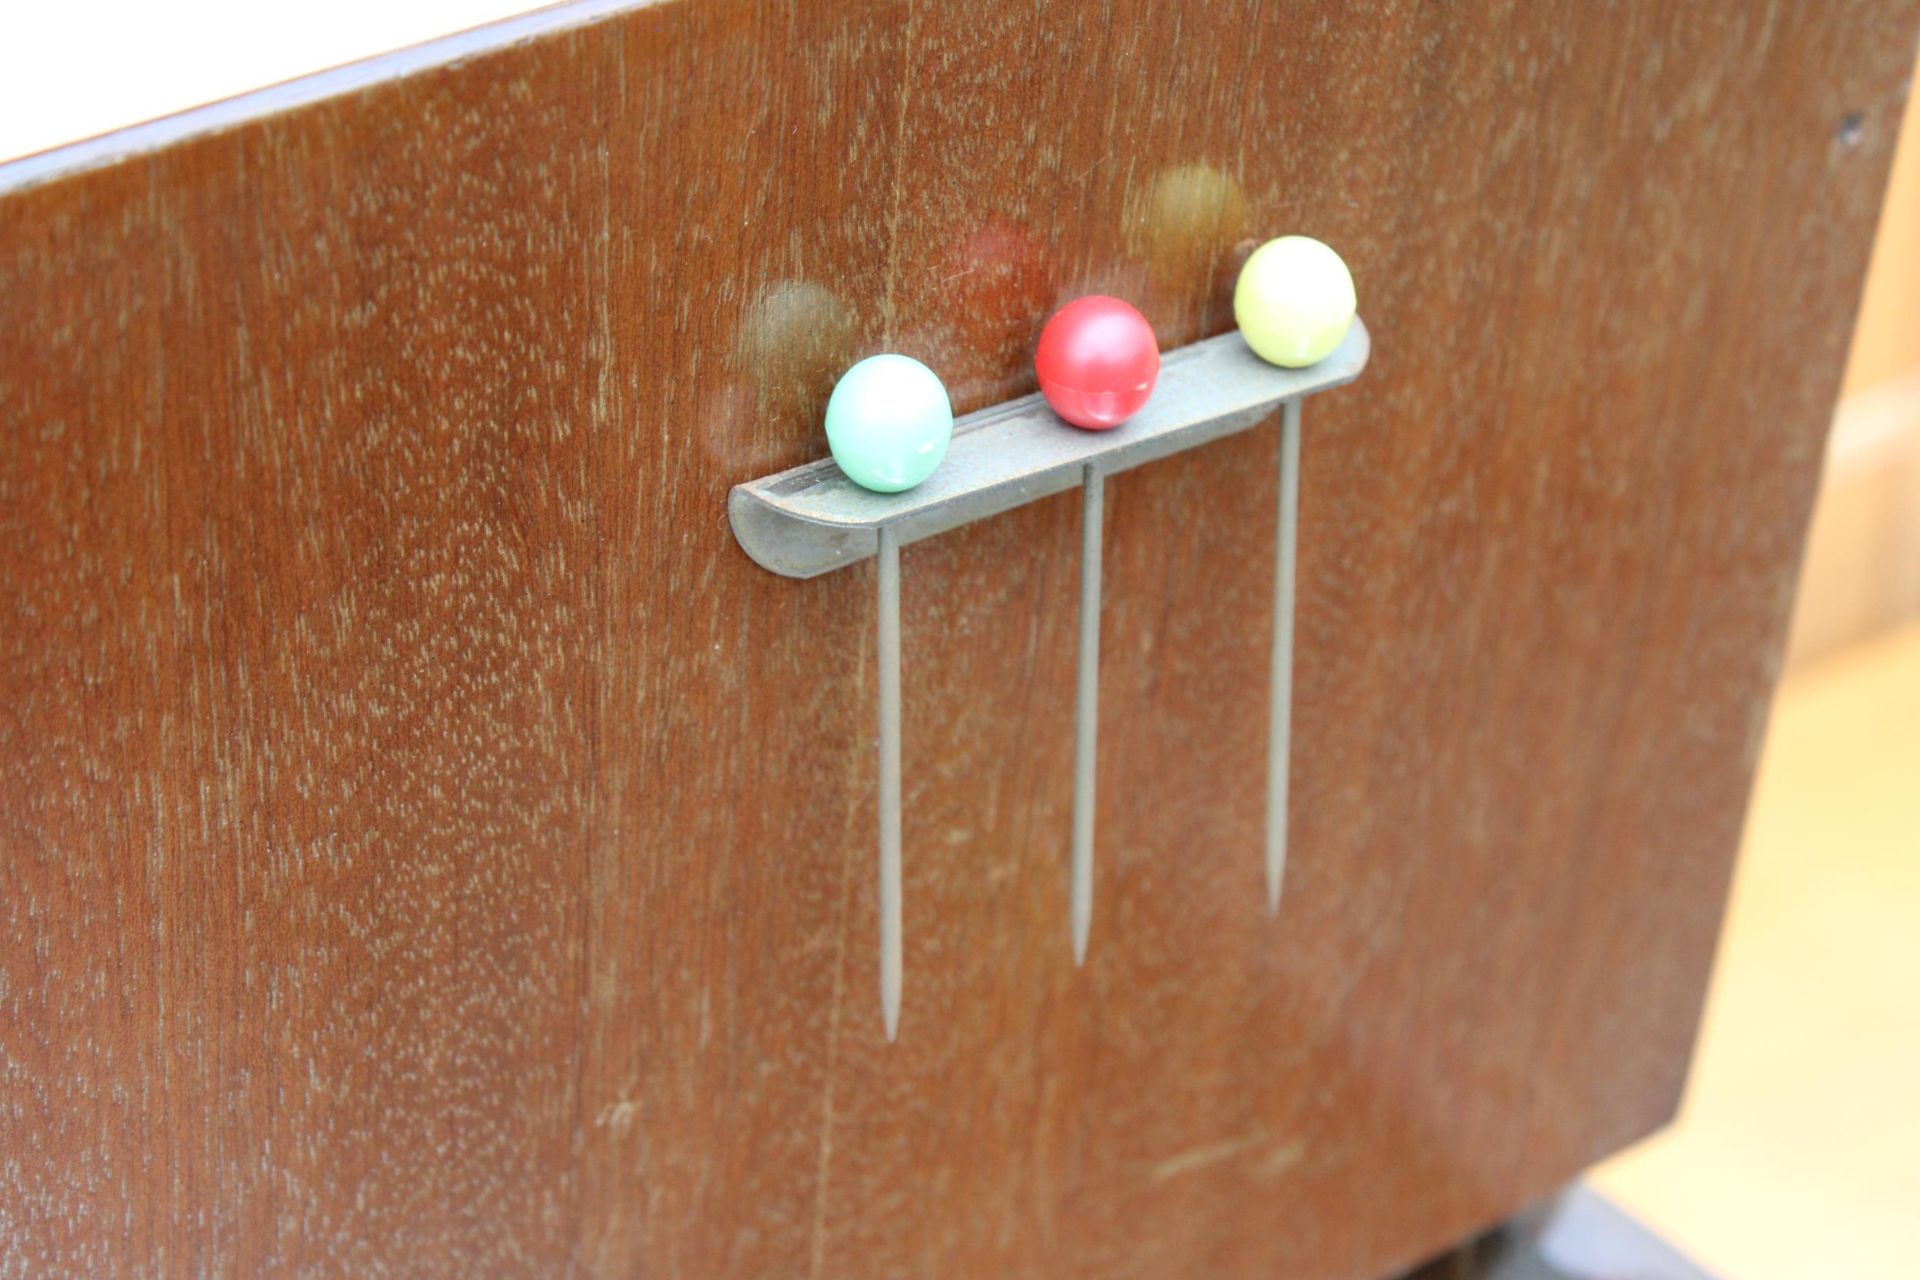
[
  {"xmin": 825, "ymin": 353, "xmax": 954, "ymax": 1040},
  {"xmin": 1233, "ymin": 235, "xmax": 1357, "ymax": 916},
  {"xmin": 825, "ymin": 354, "xmax": 954, "ymax": 493}
]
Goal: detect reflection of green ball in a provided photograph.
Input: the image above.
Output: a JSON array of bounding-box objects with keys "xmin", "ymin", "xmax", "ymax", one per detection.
[
  {"xmin": 824, "ymin": 355, "xmax": 953, "ymax": 493},
  {"xmin": 1233, "ymin": 236, "xmax": 1356, "ymax": 368}
]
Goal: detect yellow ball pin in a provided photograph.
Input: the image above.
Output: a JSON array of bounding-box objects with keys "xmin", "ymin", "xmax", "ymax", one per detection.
[{"xmin": 1234, "ymin": 235, "xmax": 1356, "ymax": 368}]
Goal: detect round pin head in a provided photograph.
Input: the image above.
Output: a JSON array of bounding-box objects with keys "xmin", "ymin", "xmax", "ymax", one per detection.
[
  {"xmin": 1233, "ymin": 236, "xmax": 1356, "ymax": 368},
  {"xmin": 1034, "ymin": 296, "xmax": 1160, "ymax": 430},
  {"xmin": 824, "ymin": 354, "xmax": 953, "ymax": 493}
]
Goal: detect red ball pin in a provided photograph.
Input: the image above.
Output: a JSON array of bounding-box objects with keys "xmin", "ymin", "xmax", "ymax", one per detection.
[
  {"xmin": 1034, "ymin": 296, "xmax": 1160, "ymax": 430},
  {"xmin": 1033, "ymin": 296, "xmax": 1159, "ymax": 966}
]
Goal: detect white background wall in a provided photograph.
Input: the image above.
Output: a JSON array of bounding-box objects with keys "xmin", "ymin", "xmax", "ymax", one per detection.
[{"xmin": 0, "ymin": 2, "xmax": 542, "ymax": 165}]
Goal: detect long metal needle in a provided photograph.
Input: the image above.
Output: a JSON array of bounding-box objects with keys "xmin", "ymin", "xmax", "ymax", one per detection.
[
  {"xmin": 1072, "ymin": 464, "xmax": 1103, "ymax": 963},
  {"xmin": 876, "ymin": 524, "xmax": 903, "ymax": 1039},
  {"xmin": 1266, "ymin": 398, "xmax": 1301, "ymax": 916}
]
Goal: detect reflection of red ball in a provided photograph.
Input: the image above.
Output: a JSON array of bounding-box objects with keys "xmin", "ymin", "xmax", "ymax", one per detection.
[{"xmin": 1034, "ymin": 296, "xmax": 1160, "ymax": 430}]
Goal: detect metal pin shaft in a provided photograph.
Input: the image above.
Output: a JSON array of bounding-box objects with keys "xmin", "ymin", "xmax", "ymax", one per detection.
[
  {"xmin": 876, "ymin": 525, "xmax": 903, "ymax": 1039},
  {"xmin": 1072, "ymin": 465, "xmax": 1103, "ymax": 964},
  {"xmin": 1266, "ymin": 398, "xmax": 1301, "ymax": 916}
]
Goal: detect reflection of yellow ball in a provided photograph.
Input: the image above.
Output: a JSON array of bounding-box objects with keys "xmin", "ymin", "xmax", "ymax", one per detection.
[
  {"xmin": 1233, "ymin": 236, "xmax": 1356, "ymax": 368},
  {"xmin": 1127, "ymin": 163, "xmax": 1249, "ymax": 280}
]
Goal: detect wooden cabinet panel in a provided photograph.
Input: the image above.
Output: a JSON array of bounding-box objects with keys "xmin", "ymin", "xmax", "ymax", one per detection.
[{"xmin": 2, "ymin": 2, "xmax": 1912, "ymax": 1275}]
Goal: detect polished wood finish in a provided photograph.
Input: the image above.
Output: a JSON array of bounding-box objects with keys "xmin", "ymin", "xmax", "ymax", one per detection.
[{"xmin": 2, "ymin": 3, "xmax": 1912, "ymax": 1275}]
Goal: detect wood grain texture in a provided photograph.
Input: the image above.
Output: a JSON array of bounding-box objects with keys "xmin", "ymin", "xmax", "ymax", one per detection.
[{"xmin": 1, "ymin": 2, "xmax": 1912, "ymax": 1276}]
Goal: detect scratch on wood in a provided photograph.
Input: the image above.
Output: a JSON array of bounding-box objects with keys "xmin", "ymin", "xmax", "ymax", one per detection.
[{"xmin": 1150, "ymin": 1132, "xmax": 1271, "ymax": 1184}]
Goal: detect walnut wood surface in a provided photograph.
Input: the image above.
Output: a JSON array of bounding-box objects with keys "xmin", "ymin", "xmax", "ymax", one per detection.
[{"xmin": 2, "ymin": 3, "xmax": 1913, "ymax": 1276}]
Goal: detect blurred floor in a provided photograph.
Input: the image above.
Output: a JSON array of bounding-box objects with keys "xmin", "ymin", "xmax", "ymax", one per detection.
[{"xmin": 1590, "ymin": 624, "xmax": 1920, "ymax": 1279}]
